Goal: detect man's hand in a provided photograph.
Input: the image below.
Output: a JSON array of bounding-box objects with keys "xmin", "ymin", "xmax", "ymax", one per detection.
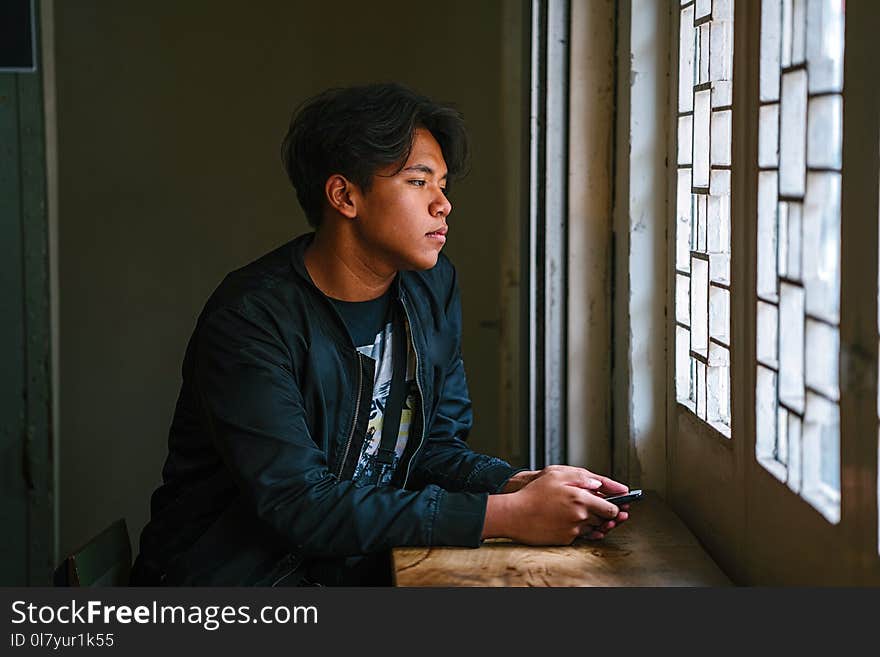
[
  {"xmin": 499, "ymin": 469, "xmax": 541, "ymax": 493},
  {"xmin": 501, "ymin": 465, "xmax": 629, "ymax": 499},
  {"xmin": 483, "ymin": 466, "xmax": 629, "ymax": 545}
]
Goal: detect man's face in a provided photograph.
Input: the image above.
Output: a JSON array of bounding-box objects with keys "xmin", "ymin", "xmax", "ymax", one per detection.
[{"xmin": 351, "ymin": 128, "xmax": 453, "ymax": 271}]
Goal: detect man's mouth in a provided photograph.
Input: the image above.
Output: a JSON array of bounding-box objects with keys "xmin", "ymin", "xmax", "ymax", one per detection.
[{"xmin": 426, "ymin": 226, "xmax": 448, "ymax": 240}]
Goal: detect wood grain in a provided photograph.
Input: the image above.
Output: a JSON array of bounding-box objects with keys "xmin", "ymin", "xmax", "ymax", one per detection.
[{"xmin": 392, "ymin": 491, "xmax": 732, "ymax": 586}]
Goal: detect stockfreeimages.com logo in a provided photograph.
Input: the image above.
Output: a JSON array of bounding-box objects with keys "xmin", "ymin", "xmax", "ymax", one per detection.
[{"xmin": 11, "ymin": 600, "xmax": 318, "ymax": 632}]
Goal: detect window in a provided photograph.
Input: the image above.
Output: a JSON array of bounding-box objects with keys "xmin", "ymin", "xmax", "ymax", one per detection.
[
  {"xmin": 675, "ymin": 0, "xmax": 734, "ymax": 436},
  {"xmin": 754, "ymin": 0, "xmax": 844, "ymax": 523}
]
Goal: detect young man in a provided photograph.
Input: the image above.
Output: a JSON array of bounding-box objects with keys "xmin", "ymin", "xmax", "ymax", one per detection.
[{"xmin": 131, "ymin": 83, "xmax": 629, "ymax": 586}]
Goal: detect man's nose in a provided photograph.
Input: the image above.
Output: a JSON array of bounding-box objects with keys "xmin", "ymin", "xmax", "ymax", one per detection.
[{"xmin": 432, "ymin": 192, "xmax": 452, "ymax": 219}]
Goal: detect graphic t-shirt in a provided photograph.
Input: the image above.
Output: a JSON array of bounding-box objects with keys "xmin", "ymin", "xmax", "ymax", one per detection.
[{"xmin": 331, "ymin": 289, "xmax": 418, "ymax": 487}]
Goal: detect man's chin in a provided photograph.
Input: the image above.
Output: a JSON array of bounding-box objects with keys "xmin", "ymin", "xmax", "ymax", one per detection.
[{"xmin": 401, "ymin": 251, "xmax": 441, "ymax": 271}]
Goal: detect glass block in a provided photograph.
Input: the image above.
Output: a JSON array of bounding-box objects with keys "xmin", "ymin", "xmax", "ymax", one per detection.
[
  {"xmin": 805, "ymin": 319, "xmax": 839, "ymax": 401},
  {"xmin": 690, "ymin": 358, "xmax": 698, "ymax": 403},
  {"xmin": 699, "ymin": 23, "xmax": 711, "ymax": 85},
  {"xmin": 710, "ymin": 168, "xmax": 731, "ymax": 196},
  {"xmin": 781, "ymin": 0, "xmax": 793, "ymax": 67},
  {"xmin": 777, "ymin": 406, "xmax": 789, "ymax": 464},
  {"xmin": 678, "ymin": 114, "xmax": 694, "ymax": 166},
  {"xmin": 709, "ymin": 341, "xmax": 730, "ymax": 366},
  {"xmin": 819, "ymin": 421, "xmax": 840, "ymax": 491},
  {"xmin": 803, "ymin": 172, "xmax": 841, "ymax": 323},
  {"xmin": 803, "ymin": 392, "xmax": 840, "ymax": 521},
  {"xmin": 696, "ymin": 0, "xmax": 712, "ymax": 21},
  {"xmin": 757, "ymin": 171, "xmax": 779, "ymax": 300},
  {"xmin": 778, "ymin": 202, "xmax": 789, "ymax": 277},
  {"xmin": 691, "ymin": 257, "xmax": 710, "ymax": 356},
  {"xmin": 677, "ymin": 169, "xmax": 693, "ymax": 271},
  {"xmin": 787, "ymin": 412, "xmax": 803, "ymax": 492},
  {"xmin": 760, "ymin": 0, "xmax": 782, "ymax": 102},
  {"xmin": 709, "ymin": 19, "xmax": 733, "ymax": 83},
  {"xmin": 805, "ymin": 0, "xmax": 844, "ymax": 94},
  {"xmin": 713, "ymin": 0, "xmax": 733, "ymax": 21},
  {"xmin": 676, "ymin": 273, "xmax": 691, "ymax": 325},
  {"xmin": 713, "ymin": 81, "xmax": 733, "ymax": 108},
  {"xmin": 707, "ymin": 194, "xmax": 730, "ymax": 253},
  {"xmin": 696, "ymin": 194, "xmax": 708, "ymax": 252},
  {"xmin": 791, "ymin": 0, "xmax": 807, "ymax": 64},
  {"xmin": 786, "ymin": 202, "xmax": 803, "ymax": 279},
  {"xmin": 807, "ymin": 94, "xmax": 842, "ymax": 169},
  {"xmin": 758, "ymin": 103, "xmax": 779, "ymax": 168},
  {"xmin": 707, "ymin": 361, "xmax": 730, "ymax": 427},
  {"xmin": 676, "ymin": 325, "xmax": 691, "ymax": 401},
  {"xmin": 710, "ymin": 253, "xmax": 730, "ymax": 285},
  {"xmin": 779, "ymin": 69, "xmax": 808, "ymax": 198},
  {"xmin": 756, "ymin": 364, "xmax": 778, "ymax": 461},
  {"xmin": 693, "ymin": 89, "xmax": 711, "ymax": 188},
  {"xmin": 679, "ymin": 6, "xmax": 696, "ymax": 112},
  {"xmin": 779, "ymin": 281, "xmax": 805, "ymax": 414},
  {"xmin": 697, "ymin": 361, "xmax": 708, "ymax": 419},
  {"xmin": 710, "ymin": 110, "xmax": 732, "ymax": 166},
  {"xmin": 709, "ymin": 285, "xmax": 730, "ymax": 345},
  {"xmin": 757, "ymin": 300, "xmax": 779, "ymax": 367}
]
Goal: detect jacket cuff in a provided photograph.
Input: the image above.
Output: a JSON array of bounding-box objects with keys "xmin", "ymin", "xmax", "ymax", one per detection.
[
  {"xmin": 492, "ymin": 466, "xmax": 532, "ymax": 494},
  {"xmin": 463, "ymin": 458, "xmax": 522, "ymax": 494},
  {"xmin": 431, "ymin": 489, "xmax": 488, "ymax": 547}
]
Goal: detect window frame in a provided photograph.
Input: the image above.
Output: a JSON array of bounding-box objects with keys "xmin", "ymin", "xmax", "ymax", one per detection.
[{"xmin": 665, "ymin": 0, "xmax": 880, "ymax": 584}]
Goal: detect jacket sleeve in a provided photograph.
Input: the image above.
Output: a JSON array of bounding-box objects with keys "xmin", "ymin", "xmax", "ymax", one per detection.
[
  {"xmin": 194, "ymin": 301, "xmax": 488, "ymax": 557},
  {"xmin": 405, "ymin": 265, "xmax": 526, "ymax": 494}
]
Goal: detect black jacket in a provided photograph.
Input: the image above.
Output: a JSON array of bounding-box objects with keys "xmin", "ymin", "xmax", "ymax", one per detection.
[{"xmin": 131, "ymin": 233, "xmax": 518, "ymax": 585}]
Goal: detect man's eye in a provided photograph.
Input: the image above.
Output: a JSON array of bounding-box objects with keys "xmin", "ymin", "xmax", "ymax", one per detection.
[{"xmin": 410, "ymin": 179, "xmax": 426, "ymax": 187}]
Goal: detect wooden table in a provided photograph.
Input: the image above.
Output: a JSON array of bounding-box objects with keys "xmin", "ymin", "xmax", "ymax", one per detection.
[{"xmin": 392, "ymin": 491, "xmax": 732, "ymax": 586}]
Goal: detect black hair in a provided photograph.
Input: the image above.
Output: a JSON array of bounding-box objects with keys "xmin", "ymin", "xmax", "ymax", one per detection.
[{"xmin": 281, "ymin": 82, "xmax": 469, "ymax": 227}]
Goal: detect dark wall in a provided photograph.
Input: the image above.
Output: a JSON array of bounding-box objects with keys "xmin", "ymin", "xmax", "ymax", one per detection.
[{"xmin": 54, "ymin": 0, "xmax": 512, "ymax": 556}]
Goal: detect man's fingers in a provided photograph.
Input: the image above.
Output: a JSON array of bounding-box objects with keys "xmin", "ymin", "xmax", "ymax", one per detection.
[
  {"xmin": 557, "ymin": 468, "xmax": 603, "ymax": 491},
  {"xmin": 586, "ymin": 494, "xmax": 620, "ymax": 519}
]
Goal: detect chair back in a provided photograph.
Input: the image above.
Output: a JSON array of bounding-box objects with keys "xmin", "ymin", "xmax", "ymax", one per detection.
[{"xmin": 55, "ymin": 519, "xmax": 132, "ymax": 586}]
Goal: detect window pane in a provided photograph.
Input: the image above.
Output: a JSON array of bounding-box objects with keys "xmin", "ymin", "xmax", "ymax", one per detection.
[
  {"xmin": 694, "ymin": 89, "xmax": 711, "ymax": 188},
  {"xmin": 757, "ymin": 171, "xmax": 778, "ymax": 300},
  {"xmin": 778, "ymin": 281, "xmax": 805, "ymax": 415},
  {"xmin": 710, "ymin": 110, "xmax": 732, "ymax": 166},
  {"xmin": 779, "ymin": 69, "xmax": 807, "ymax": 198},
  {"xmin": 676, "ymin": 273, "xmax": 691, "ymax": 325},
  {"xmin": 759, "ymin": 103, "xmax": 779, "ymax": 168},
  {"xmin": 757, "ymin": 300, "xmax": 779, "ymax": 367},
  {"xmin": 760, "ymin": 0, "xmax": 782, "ymax": 101},
  {"xmin": 803, "ymin": 172, "xmax": 841, "ymax": 323},
  {"xmin": 807, "ymin": 94, "xmax": 842, "ymax": 169},
  {"xmin": 679, "ymin": 6, "xmax": 695, "ymax": 112},
  {"xmin": 805, "ymin": 0, "xmax": 844, "ymax": 93},
  {"xmin": 805, "ymin": 319, "xmax": 839, "ymax": 401},
  {"xmin": 691, "ymin": 257, "xmax": 709, "ymax": 357},
  {"xmin": 678, "ymin": 115, "xmax": 693, "ymax": 166}
]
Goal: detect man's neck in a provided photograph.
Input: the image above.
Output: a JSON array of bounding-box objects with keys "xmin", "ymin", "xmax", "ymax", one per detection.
[{"xmin": 304, "ymin": 228, "xmax": 397, "ymax": 302}]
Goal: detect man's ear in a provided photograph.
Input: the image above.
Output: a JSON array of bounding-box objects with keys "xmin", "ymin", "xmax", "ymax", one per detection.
[{"xmin": 324, "ymin": 174, "xmax": 359, "ymax": 219}]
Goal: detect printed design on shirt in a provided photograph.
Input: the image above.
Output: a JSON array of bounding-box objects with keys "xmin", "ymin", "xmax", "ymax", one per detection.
[{"xmin": 352, "ymin": 319, "xmax": 416, "ymax": 486}]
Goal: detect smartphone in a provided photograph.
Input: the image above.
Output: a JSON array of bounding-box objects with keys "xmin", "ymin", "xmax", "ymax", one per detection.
[{"xmin": 604, "ymin": 489, "xmax": 643, "ymax": 506}]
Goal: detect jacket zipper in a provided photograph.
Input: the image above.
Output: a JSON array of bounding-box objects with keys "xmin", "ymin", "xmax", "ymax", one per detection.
[
  {"xmin": 336, "ymin": 351, "xmax": 363, "ymax": 478},
  {"xmin": 270, "ymin": 554, "xmax": 304, "ymax": 587},
  {"xmin": 400, "ymin": 295, "xmax": 426, "ymax": 489}
]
